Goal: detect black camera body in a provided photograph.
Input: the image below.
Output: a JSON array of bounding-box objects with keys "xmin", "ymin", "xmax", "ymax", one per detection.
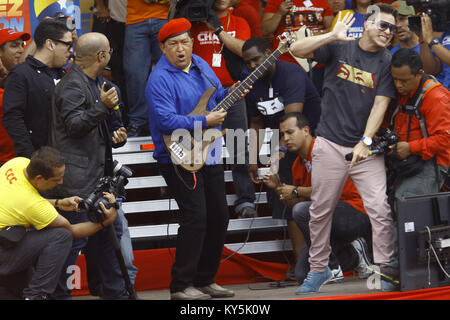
[
  {"xmin": 372, "ymin": 128, "xmax": 399, "ymax": 154},
  {"xmin": 53, "ymin": 12, "xmax": 76, "ymax": 31},
  {"xmin": 79, "ymin": 161, "xmax": 133, "ymax": 223},
  {"xmin": 171, "ymin": 0, "xmax": 216, "ymax": 22},
  {"xmin": 407, "ymin": 0, "xmax": 450, "ymax": 32}
]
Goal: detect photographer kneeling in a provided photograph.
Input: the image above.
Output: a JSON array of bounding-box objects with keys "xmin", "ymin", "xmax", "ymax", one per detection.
[
  {"xmin": 381, "ymin": 48, "xmax": 450, "ymax": 290},
  {"xmin": 0, "ymin": 147, "xmax": 117, "ymax": 300}
]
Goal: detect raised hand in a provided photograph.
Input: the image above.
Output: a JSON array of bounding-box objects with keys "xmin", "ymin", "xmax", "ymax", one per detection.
[{"xmin": 332, "ymin": 11, "xmax": 356, "ymax": 42}]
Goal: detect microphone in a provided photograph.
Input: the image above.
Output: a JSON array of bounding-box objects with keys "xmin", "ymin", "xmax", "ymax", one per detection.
[
  {"xmin": 344, "ymin": 149, "xmax": 382, "ymax": 161},
  {"xmin": 103, "ymin": 82, "xmax": 123, "ymax": 124}
]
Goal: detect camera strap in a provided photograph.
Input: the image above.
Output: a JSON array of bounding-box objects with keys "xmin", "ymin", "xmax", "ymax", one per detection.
[
  {"xmin": 390, "ymin": 74, "xmax": 440, "ymax": 140},
  {"xmin": 389, "ymin": 74, "xmax": 442, "ymax": 181}
]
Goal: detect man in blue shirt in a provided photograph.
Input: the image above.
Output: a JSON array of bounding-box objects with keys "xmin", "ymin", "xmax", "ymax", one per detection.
[
  {"xmin": 145, "ymin": 18, "xmax": 248, "ymax": 300},
  {"xmin": 390, "ymin": 1, "xmax": 420, "ymax": 54}
]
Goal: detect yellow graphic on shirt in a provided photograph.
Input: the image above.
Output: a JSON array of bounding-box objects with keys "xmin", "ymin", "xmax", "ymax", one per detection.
[{"xmin": 336, "ymin": 63, "xmax": 376, "ymax": 88}]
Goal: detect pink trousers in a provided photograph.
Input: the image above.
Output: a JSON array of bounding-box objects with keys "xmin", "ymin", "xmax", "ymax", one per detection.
[{"xmin": 308, "ymin": 137, "xmax": 394, "ymax": 272}]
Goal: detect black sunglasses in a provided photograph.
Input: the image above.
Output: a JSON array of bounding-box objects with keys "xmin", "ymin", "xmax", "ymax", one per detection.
[
  {"xmin": 375, "ymin": 20, "xmax": 397, "ymax": 34},
  {"xmin": 52, "ymin": 39, "xmax": 73, "ymax": 48}
]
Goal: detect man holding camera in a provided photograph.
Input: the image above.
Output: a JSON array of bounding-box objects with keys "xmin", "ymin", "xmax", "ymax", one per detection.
[
  {"xmin": 48, "ymin": 32, "xmax": 128, "ymax": 299},
  {"xmin": 0, "ymin": 147, "xmax": 118, "ymax": 300},
  {"xmin": 379, "ymin": 48, "xmax": 450, "ymax": 290},
  {"xmin": 387, "ymin": 48, "xmax": 449, "ymax": 203}
]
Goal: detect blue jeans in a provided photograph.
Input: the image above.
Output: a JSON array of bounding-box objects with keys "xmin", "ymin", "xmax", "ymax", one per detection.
[
  {"xmin": 117, "ymin": 206, "xmax": 138, "ymax": 286},
  {"xmin": 123, "ymin": 18, "xmax": 167, "ymax": 127}
]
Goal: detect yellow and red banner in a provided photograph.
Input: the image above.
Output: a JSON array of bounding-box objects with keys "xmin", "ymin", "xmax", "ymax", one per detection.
[{"xmin": 0, "ymin": 0, "xmax": 94, "ymax": 36}]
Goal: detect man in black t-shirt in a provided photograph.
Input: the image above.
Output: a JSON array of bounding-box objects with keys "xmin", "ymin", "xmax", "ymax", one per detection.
[
  {"xmin": 290, "ymin": 4, "xmax": 398, "ymax": 293},
  {"xmin": 243, "ymin": 36, "xmax": 322, "ymax": 272}
]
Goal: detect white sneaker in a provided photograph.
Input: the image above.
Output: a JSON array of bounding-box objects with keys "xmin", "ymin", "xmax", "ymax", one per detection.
[
  {"xmin": 351, "ymin": 238, "xmax": 372, "ymax": 279},
  {"xmin": 325, "ymin": 265, "xmax": 344, "ymax": 284},
  {"xmin": 170, "ymin": 287, "xmax": 212, "ymax": 300},
  {"xmin": 197, "ymin": 283, "xmax": 235, "ymax": 298}
]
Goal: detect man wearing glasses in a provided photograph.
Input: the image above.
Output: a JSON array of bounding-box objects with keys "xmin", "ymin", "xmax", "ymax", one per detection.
[
  {"xmin": 289, "ymin": 3, "xmax": 398, "ymax": 293},
  {"xmin": 3, "ymin": 19, "xmax": 72, "ymax": 159},
  {"xmin": 48, "ymin": 31, "xmax": 127, "ymax": 299}
]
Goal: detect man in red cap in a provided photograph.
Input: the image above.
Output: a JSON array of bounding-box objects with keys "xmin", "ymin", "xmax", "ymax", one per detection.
[
  {"xmin": 146, "ymin": 17, "xmax": 249, "ymax": 300},
  {"xmin": 0, "ymin": 28, "xmax": 30, "ymax": 167}
]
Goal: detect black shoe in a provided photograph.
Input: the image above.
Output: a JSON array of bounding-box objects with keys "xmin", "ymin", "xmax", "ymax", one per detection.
[{"xmin": 238, "ymin": 207, "xmax": 257, "ymax": 219}]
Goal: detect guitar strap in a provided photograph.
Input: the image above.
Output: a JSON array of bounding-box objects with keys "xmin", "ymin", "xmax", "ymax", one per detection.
[{"xmin": 170, "ymin": 59, "xmax": 219, "ymax": 190}]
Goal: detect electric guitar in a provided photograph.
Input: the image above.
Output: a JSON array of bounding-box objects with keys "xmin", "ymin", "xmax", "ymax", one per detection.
[{"xmin": 163, "ymin": 34, "xmax": 296, "ymax": 172}]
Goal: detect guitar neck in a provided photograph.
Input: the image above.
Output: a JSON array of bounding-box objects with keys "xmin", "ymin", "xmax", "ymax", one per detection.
[{"xmin": 212, "ymin": 48, "xmax": 284, "ymax": 112}]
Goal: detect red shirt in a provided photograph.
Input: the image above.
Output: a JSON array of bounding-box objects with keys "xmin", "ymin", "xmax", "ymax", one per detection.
[
  {"xmin": 292, "ymin": 138, "xmax": 367, "ymax": 214},
  {"xmin": 392, "ymin": 79, "xmax": 450, "ymax": 167},
  {"xmin": 0, "ymin": 89, "xmax": 15, "ymax": 164},
  {"xmin": 191, "ymin": 11, "xmax": 251, "ymax": 87},
  {"xmin": 232, "ymin": 3, "xmax": 263, "ymax": 38},
  {"xmin": 263, "ymin": 0, "xmax": 333, "ymax": 64}
]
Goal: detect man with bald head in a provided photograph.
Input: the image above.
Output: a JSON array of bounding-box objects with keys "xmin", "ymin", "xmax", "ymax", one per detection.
[{"xmin": 48, "ymin": 32, "xmax": 128, "ymax": 299}]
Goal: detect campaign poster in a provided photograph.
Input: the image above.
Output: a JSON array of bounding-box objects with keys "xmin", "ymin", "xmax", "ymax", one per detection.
[
  {"xmin": 29, "ymin": 0, "xmax": 91, "ymax": 37},
  {"xmin": 0, "ymin": 0, "xmax": 31, "ymax": 34}
]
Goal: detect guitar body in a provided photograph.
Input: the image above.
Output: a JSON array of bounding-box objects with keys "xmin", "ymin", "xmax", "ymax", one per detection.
[
  {"xmin": 162, "ymin": 87, "xmax": 226, "ymax": 172},
  {"xmin": 161, "ymin": 33, "xmax": 294, "ymax": 172}
]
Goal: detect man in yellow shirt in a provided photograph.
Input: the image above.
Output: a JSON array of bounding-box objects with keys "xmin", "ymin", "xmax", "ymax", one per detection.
[{"xmin": 0, "ymin": 147, "xmax": 117, "ymax": 300}]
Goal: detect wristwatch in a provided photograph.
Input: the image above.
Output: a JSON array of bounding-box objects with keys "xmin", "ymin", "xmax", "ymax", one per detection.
[
  {"xmin": 360, "ymin": 136, "xmax": 372, "ymax": 146},
  {"xmin": 428, "ymin": 38, "xmax": 440, "ymax": 48},
  {"xmin": 214, "ymin": 26, "xmax": 224, "ymax": 37},
  {"xmin": 292, "ymin": 186, "xmax": 300, "ymax": 198},
  {"xmin": 110, "ymin": 202, "xmax": 120, "ymax": 209}
]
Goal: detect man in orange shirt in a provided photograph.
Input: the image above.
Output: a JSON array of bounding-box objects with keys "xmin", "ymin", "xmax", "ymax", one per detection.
[
  {"xmin": 190, "ymin": 0, "xmax": 258, "ymax": 219},
  {"xmin": 263, "ymin": 112, "xmax": 373, "ymax": 288},
  {"xmin": 123, "ymin": 0, "xmax": 169, "ymax": 137},
  {"xmin": 0, "ymin": 29, "xmax": 30, "ymax": 166}
]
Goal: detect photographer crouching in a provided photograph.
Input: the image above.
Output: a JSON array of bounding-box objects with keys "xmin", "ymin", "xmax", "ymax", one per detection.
[
  {"xmin": 0, "ymin": 147, "xmax": 117, "ymax": 300},
  {"xmin": 380, "ymin": 48, "xmax": 450, "ymax": 290},
  {"xmin": 48, "ymin": 32, "xmax": 128, "ymax": 299}
]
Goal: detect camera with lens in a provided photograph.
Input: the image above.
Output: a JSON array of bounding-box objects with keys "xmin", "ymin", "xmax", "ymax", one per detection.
[
  {"xmin": 406, "ymin": 0, "xmax": 450, "ymax": 32},
  {"xmin": 79, "ymin": 161, "xmax": 133, "ymax": 223},
  {"xmin": 372, "ymin": 127, "xmax": 399, "ymax": 154},
  {"xmin": 53, "ymin": 12, "xmax": 76, "ymax": 31},
  {"xmin": 171, "ymin": 0, "xmax": 216, "ymax": 22}
]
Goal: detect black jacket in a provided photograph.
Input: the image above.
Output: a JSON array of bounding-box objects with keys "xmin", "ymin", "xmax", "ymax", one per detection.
[
  {"xmin": 2, "ymin": 55, "xmax": 65, "ymax": 158},
  {"xmin": 48, "ymin": 64, "xmax": 125, "ymax": 199}
]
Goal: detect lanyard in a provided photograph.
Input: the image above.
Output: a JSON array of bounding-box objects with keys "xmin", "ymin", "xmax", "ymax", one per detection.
[{"xmin": 212, "ymin": 12, "xmax": 231, "ymax": 54}]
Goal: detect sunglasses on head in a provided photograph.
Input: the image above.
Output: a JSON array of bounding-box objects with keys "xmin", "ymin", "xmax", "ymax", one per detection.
[{"xmin": 375, "ymin": 20, "xmax": 397, "ymax": 34}]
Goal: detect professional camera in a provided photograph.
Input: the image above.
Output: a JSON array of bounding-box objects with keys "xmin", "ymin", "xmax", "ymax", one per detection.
[
  {"xmin": 344, "ymin": 128, "xmax": 398, "ymax": 161},
  {"xmin": 371, "ymin": 128, "xmax": 399, "ymax": 154},
  {"xmin": 171, "ymin": 0, "xmax": 215, "ymax": 22},
  {"xmin": 53, "ymin": 12, "xmax": 76, "ymax": 31},
  {"xmin": 79, "ymin": 161, "xmax": 133, "ymax": 223},
  {"xmin": 406, "ymin": 0, "xmax": 450, "ymax": 32}
]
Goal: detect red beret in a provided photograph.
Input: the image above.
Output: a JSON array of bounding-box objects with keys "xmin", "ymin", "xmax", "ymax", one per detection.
[
  {"xmin": 0, "ymin": 28, "xmax": 30, "ymax": 46},
  {"xmin": 158, "ymin": 18, "xmax": 192, "ymax": 43}
]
